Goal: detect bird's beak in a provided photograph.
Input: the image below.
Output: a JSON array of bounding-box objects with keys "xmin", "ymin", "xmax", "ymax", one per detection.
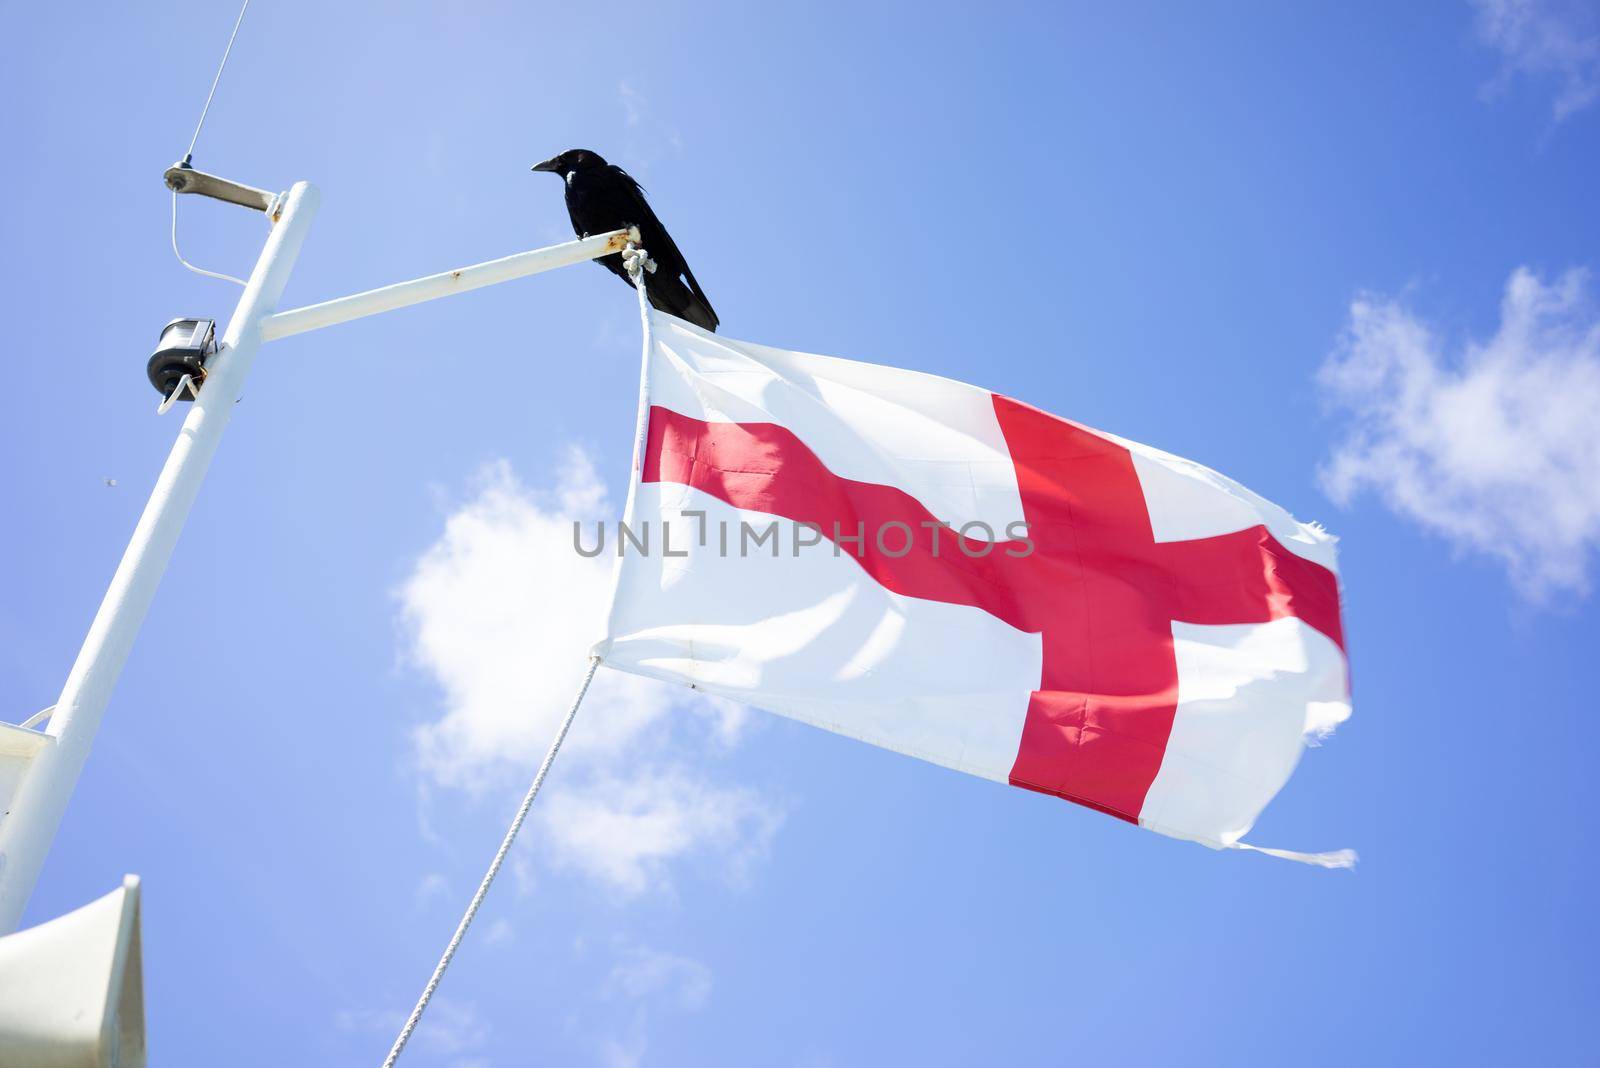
[{"xmin": 531, "ymin": 157, "xmax": 560, "ymax": 173}]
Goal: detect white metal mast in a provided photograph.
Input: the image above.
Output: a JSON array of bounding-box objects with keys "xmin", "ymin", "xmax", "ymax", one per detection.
[
  {"xmin": 0, "ymin": 167, "xmax": 638, "ymax": 933},
  {"xmin": 0, "ymin": 180, "xmax": 319, "ymax": 932}
]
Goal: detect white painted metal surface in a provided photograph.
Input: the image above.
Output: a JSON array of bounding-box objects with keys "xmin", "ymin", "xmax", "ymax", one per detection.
[
  {"xmin": 260, "ymin": 226, "xmax": 636, "ymax": 341},
  {"xmin": 0, "ymin": 184, "xmax": 642, "ymax": 935},
  {"xmin": 0, "ymin": 875, "xmax": 144, "ymax": 1067},
  {"xmin": 0, "ymin": 183, "xmax": 321, "ymax": 933},
  {"xmin": 0, "ymin": 724, "xmax": 52, "ymax": 848}
]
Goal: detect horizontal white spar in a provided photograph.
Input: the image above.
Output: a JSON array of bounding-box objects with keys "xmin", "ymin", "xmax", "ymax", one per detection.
[{"xmin": 260, "ymin": 226, "xmax": 639, "ymax": 341}]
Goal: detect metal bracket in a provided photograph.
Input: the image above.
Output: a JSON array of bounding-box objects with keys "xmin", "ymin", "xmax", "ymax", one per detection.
[
  {"xmin": 260, "ymin": 226, "xmax": 643, "ymax": 342},
  {"xmin": 163, "ymin": 161, "xmax": 278, "ymax": 214}
]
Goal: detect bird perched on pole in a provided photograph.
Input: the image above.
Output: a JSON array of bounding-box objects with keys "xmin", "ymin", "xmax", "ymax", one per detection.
[{"xmin": 532, "ymin": 149, "xmax": 720, "ymax": 332}]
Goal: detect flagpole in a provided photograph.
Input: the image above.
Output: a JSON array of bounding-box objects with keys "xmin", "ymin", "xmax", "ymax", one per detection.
[{"xmin": 0, "ymin": 182, "xmax": 320, "ymax": 933}]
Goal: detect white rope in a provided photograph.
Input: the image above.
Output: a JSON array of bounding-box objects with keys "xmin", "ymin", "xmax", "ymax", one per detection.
[
  {"xmin": 625, "ymin": 242, "xmax": 657, "ymax": 475},
  {"xmin": 590, "ymin": 241, "xmax": 658, "ymax": 665},
  {"xmin": 622, "ymin": 242, "xmax": 657, "ymax": 279},
  {"xmin": 381, "ymin": 655, "xmax": 602, "ymax": 1068}
]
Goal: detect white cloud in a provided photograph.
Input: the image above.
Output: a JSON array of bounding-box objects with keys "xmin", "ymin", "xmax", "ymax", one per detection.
[
  {"xmin": 1473, "ymin": 0, "xmax": 1600, "ymax": 122},
  {"xmin": 599, "ymin": 1037, "xmax": 646, "ymax": 1068},
  {"xmin": 615, "ymin": 82, "xmax": 685, "ymax": 170},
  {"xmin": 400, "ymin": 451, "xmax": 660, "ymax": 790},
  {"xmin": 619, "ymin": 81, "xmax": 646, "ymax": 128},
  {"xmin": 481, "ymin": 917, "xmax": 515, "ymax": 946},
  {"xmin": 397, "ymin": 451, "xmax": 783, "ymax": 895},
  {"xmin": 539, "ymin": 769, "xmax": 781, "ymax": 896},
  {"xmin": 1318, "ymin": 266, "xmax": 1600, "ymax": 599},
  {"xmin": 336, "ymin": 997, "xmax": 488, "ymax": 1057},
  {"xmin": 590, "ymin": 942, "xmax": 714, "ymax": 1068},
  {"xmin": 604, "ymin": 944, "xmax": 713, "ymax": 1012},
  {"xmin": 414, "ymin": 871, "xmax": 448, "ymax": 908}
]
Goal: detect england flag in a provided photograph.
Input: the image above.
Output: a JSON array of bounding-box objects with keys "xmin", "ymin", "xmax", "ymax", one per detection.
[{"xmin": 597, "ymin": 310, "xmax": 1352, "ymax": 864}]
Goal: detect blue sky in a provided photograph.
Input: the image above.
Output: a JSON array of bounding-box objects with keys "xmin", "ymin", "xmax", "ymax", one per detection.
[{"xmin": 4, "ymin": 1, "xmax": 1599, "ymax": 1064}]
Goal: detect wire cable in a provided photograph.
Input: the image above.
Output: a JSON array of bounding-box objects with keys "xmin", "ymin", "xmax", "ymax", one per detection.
[
  {"xmin": 171, "ymin": 191, "xmax": 248, "ymax": 286},
  {"xmin": 170, "ymin": 0, "xmax": 253, "ymax": 287}
]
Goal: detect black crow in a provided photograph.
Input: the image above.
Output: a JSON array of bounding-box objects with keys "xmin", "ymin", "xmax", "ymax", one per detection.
[{"xmin": 532, "ymin": 149, "xmax": 720, "ymax": 332}]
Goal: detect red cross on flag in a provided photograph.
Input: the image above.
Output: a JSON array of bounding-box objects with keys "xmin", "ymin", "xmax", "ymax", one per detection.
[{"xmin": 598, "ymin": 311, "xmax": 1353, "ymax": 865}]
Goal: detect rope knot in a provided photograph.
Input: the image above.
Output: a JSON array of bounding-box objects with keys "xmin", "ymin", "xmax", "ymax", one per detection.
[{"xmin": 622, "ymin": 242, "xmax": 657, "ymax": 279}]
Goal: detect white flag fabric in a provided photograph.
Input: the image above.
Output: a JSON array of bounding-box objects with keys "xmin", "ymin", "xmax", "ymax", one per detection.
[{"xmin": 595, "ymin": 309, "xmax": 1351, "ymax": 862}]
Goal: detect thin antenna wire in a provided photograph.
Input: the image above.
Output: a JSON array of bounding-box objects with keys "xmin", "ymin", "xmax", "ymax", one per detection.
[
  {"xmin": 170, "ymin": 0, "xmax": 253, "ymax": 287},
  {"xmin": 185, "ymin": 0, "xmax": 251, "ymax": 163}
]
